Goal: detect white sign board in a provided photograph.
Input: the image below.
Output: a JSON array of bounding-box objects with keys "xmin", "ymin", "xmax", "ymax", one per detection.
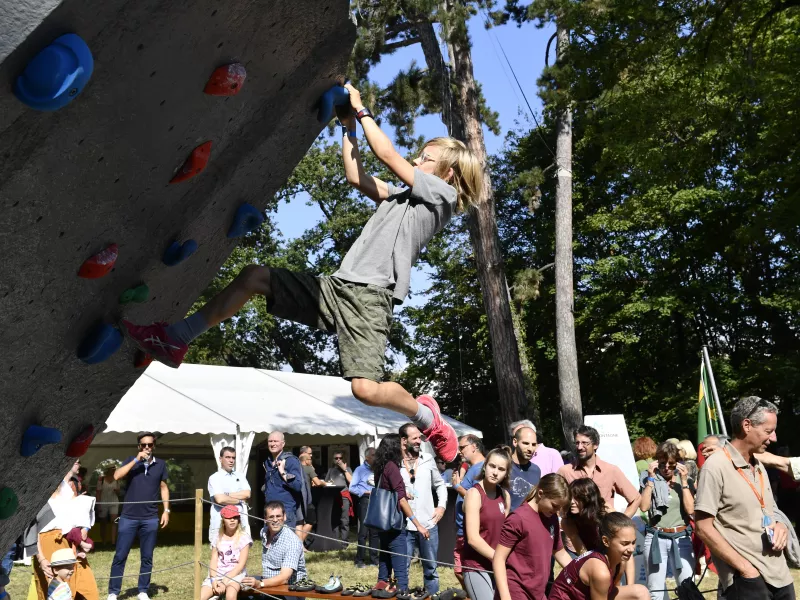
[
  {"xmin": 583, "ymin": 414, "xmax": 640, "ymax": 512},
  {"xmin": 584, "ymin": 414, "xmax": 646, "ymax": 584}
]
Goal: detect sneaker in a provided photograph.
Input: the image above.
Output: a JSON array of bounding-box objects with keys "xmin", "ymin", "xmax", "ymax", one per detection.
[
  {"xmin": 416, "ymin": 395, "xmax": 457, "ymax": 462},
  {"xmin": 107, "ymin": 595, "xmax": 117, "ymax": 600},
  {"xmin": 120, "ymin": 320, "xmax": 188, "ymax": 368},
  {"xmin": 137, "ymin": 594, "xmax": 151, "ymax": 600}
]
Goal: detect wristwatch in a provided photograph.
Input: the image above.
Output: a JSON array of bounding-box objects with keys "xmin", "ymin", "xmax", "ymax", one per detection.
[
  {"xmin": 355, "ymin": 107, "xmax": 373, "ymax": 122},
  {"xmin": 259, "ymin": 581, "xmax": 265, "ymax": 588},
  {"xmin": 164, "ymin": 508, "xmax": 171, "ymax": 513}
]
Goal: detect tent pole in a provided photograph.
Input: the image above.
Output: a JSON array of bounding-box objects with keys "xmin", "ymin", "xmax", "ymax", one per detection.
[
  {"xmin": 194, "ymin": 488, "xmax": 202, "ymax": 599},
  {"xmin": 702, "ymin": 345, "xmax": 727, "ymax": 436}
]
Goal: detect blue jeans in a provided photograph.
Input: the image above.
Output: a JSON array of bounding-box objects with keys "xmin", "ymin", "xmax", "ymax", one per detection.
[
  {"xmin": 0, "ymin": 543, "xmax": 17, "ymax": 587},
  {"xmin": 406, "ymin": 525, "xmax": 439, "ymax": 594},
  {"xmin": 109, "ymin": 517, "xmax": 159, "ymax": 594},
  {"xmin": 378, "ymin": 529, "xmax": 408, "ymax": 590}
]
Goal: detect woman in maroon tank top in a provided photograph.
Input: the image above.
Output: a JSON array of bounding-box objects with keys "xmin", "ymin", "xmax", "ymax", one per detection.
[
  {"xmin": 462, "ymin": 447, "xmax": 512, "ymax": 600},
  {"xmin": 549, "ymin": 514, "xmax": 649, "ymax": 600}
]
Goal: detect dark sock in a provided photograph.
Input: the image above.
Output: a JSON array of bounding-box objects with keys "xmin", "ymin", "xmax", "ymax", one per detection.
[
  {"xmin": 165, "ymin": 312, "xmax": 210, "ymax": 345},
  {"xmin": 411, "ymin": 403, "xmax": 434, "ymax": 431}
]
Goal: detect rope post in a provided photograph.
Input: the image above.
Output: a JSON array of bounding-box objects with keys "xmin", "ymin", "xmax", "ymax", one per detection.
[{"xmin": 194, "ymin": 489, "xmax": 203, "ymax": 600}]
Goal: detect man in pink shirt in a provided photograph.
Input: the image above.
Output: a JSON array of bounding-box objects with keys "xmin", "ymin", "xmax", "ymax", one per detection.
[
  {"xmin": 509, "ymin": 420, "xmax": 564, "ymax": 476},
  {"xmin": 557, "ymin": 425, "xmax": 641, "ymax": 517}
]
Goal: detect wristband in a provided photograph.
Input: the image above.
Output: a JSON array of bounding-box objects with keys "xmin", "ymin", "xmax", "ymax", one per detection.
[
  {"xmin": 340, "ymin": 125, "xmax": 357, "ymax": 139},
  {"xmin": 355, "ymin": 107, "xmax": 373, "ymax": 122},
  {"xmin": 646, "ymin": 477, "xmax": 655, "ymax": 482}
]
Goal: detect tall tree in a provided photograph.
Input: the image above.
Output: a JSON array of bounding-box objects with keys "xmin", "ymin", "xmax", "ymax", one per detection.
[{"xmin": 552, "ymin": 24, "xmax": 582, "ymax": 447}]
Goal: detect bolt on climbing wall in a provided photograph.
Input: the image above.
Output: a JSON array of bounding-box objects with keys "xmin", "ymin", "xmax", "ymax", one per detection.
[{"xmin": 0, "ymin": 0, "xmax": 355, "ymax": 549}]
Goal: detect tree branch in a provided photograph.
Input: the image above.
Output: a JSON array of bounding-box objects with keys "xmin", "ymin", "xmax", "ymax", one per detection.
[{"xmin": 383, "ymin": 36, "xmax": 421, "ymax": 52}]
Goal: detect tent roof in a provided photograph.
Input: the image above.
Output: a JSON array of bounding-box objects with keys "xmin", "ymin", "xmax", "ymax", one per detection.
[{"xmin": 104, "ymin": 363, "xmax": 482, "ymax": 438}]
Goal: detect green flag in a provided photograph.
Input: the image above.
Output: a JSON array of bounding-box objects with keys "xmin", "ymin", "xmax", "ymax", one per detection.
[{"xmin": 697, "ymin": 360, "xmax": 718, "ymax": 444}]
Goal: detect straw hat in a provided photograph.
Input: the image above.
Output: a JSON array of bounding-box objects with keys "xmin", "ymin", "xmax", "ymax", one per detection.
[{"xmin": 50, "ymin": 548, "xmax": 77, "ymax": 567}]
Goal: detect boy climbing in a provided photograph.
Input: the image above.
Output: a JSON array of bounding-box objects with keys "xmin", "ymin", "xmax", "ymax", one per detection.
[{"xmin": 121, "ymin": 83, "xmax": 484, "ymax": 463}]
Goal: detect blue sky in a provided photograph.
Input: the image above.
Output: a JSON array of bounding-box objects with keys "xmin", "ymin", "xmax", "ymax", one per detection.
[{"xmin": 274, "ymin": 14, "xmax": 552, "ymax": 243}]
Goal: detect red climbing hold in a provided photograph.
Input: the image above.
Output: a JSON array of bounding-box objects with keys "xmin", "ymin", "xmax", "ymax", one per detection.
[
  {"xmin": 77, "ymin": 243, "xmax": 118, "ymax": 279},
  {"xmin": 204, "ymin": 63, "xmax": 246, "ymax": 96},
  {"xmin": 134, "ymin": 351, "xmax": 153, "ymax": 369},
  {"xmin": 65, "ymin": 425, "xmax": 95, "ymax": 457},
  {"xmin": 170, "ymin": 141, "xmax": 212, "ymax": 184}
]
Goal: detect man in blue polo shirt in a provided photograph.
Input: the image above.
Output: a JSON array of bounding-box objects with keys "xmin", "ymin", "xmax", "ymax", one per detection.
[{"xmin": 108, "ymin": 432, "xmax": 170, "ymax": 600}]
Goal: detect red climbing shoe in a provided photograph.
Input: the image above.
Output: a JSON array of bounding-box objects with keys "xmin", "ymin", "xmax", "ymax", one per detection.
[
  {"xmin": 417, "ymin": 395, "xmax": 458, "ymax": 463},
  {"xmin": 119, "ymin": 320, "xmax": 187, "ymax": 369}
]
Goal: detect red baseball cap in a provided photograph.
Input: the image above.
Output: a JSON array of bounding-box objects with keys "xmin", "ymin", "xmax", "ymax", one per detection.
[{"xmin": 220, "ymin": 505, "xmax": 240, "ymax": 519}]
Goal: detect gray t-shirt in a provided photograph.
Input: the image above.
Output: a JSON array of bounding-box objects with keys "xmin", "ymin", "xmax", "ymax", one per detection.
[{"xmin": 333, "ymin": 169, "xmax": 457, "ymax": 303}]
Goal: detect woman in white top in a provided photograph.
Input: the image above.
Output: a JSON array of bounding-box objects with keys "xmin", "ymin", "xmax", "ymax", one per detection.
[{"xmin": 95, "ymin": 466, "xmax": 120, "ymax": 545}]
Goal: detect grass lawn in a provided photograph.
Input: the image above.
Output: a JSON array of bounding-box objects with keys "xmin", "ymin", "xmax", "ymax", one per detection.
[{"xmin": 7, "ymin": 538, "xmax": 798, "ymax": 599}]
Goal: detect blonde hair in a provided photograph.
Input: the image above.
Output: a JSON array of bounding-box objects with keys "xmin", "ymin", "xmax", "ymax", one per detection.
[
  {"xmin": 425, "ymin": 137, "xmax": 484, "ymax": 212},
  {"xmin": 524, "ymin": 472, "xmax": 571, "ymax": 505},
  {"xmin": 675, "ymin": 439, "xmax": 697, "ymax": 461},
  {"xmin": 217, "ymin": 514, "xmax": 245, "ymax": 545}
]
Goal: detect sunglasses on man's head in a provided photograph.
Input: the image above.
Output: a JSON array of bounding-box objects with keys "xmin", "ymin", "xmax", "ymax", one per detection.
[{"xmin": 746, "ymin": 398, "xmax": 770, "ymax": 420}]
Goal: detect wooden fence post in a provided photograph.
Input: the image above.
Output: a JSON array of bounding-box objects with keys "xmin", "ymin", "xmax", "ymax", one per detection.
[{"xmin": 194, "ymin": 488, "xmax": 203, "ymax": 600}]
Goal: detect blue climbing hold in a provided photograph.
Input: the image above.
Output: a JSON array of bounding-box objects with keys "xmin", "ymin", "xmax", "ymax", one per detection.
[
  {"xmin": 21, "ymin": 425, "xmax": 63, "ymax": 457},
  {"xmin": 317, "ymin": 85, "xmax": 350, "ymax": 124},
  {"xmin": 227, "ymin": 203, "xmax": 265, "ymax": 238},
  {"xmin": 77, "ymin": 322, "xmax": 123, "ymax": 364},
  {"xmin": 162, "ymin": 239, "xmax": 198, "ymax": 266},
  {"xmin": 14, "ymin": 33, "xmax": 94, "ymax": 111}
]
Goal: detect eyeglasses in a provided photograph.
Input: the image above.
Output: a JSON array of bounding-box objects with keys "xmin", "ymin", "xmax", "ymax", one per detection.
[
  {"xmin": 658, "ymin": 462, "xmax": 677, "ymax": 470},
  {"xmin": 139, "ymin": 443, "xmax": 155, "ymax": 448},
  {"xmin": 746, "ymin": 398, "xmax": 769, "ymax": 420},
  {"xmin": 458, "ymin": 444, "xmax": 473, "ymax": 451},
  {"xmin": 575, "ymin": 441, "xmax": 593, "ymax": 447},
  {"xmin": 419, "ymin": 151, "xmax": 436, "ymax": 164}
]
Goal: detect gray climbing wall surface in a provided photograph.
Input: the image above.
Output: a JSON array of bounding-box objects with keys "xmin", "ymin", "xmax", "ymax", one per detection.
[{"xmin": 0, "ymin": 0, "xmax": 355, "ymax": 549}]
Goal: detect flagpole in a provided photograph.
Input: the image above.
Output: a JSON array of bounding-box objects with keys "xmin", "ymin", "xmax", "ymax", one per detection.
[{"xmin": 702, "ymin": 345, "xmax": 727, "ymax": 436}]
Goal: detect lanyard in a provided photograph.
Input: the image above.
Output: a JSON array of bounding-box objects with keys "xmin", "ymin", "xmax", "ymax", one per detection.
[{"xmin": 722, "ymin": 447, "xmax": 766, "ymax": 511}]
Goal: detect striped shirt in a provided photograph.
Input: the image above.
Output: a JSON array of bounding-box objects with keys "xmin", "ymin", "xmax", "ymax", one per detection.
[{"xmin": 260, "ymin": 526, "xmax": 307, "ymax": 584}]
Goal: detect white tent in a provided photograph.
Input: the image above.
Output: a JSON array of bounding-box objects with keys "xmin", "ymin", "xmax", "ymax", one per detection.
[{"xmin": 84, "ymin": 363, "xmax": 482, "ymax": 507}]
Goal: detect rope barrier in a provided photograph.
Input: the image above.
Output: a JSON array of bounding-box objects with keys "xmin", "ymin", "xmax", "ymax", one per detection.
[
  {"xmin": 201, "ymin": 497, "xmax": 493, "ymax": 574},
  {"xmin": 91, "ymin": 560, "xmax": 195, "ymax": 582},
  {"xmin": 93, "ymin": 497, "xmax": 196, "ymax": 505}
]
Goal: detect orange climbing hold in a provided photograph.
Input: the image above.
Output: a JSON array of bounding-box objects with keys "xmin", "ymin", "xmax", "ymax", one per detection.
[
  {"xmin": 170, "ymin": 141, "xmax": 212, "ymax": 184},
  {"xmin": 204, "ymin": 63, "xmax": 246, "ymax": 96},
  {"xmin": 77, "ymin": 243, "xmax": 118, "ymax": 279}
]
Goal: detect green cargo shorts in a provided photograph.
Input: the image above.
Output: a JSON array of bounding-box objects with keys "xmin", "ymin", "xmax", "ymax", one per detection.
[{"xmin": 267, "ymin": 268, "xmax": 394, "ymax": 382}]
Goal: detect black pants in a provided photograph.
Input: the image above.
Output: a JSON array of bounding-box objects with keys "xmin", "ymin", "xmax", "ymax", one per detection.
[
  {"xmin": 335, "ymin": 496, "xmax": 351, "ymax": 543},
  {"xmin": 355, "ymin": 495, "xmax": 379, "ymax": 565},
  {"xmin": 725, "ymin": 574, "xmax": 796, "ymax": 600}
]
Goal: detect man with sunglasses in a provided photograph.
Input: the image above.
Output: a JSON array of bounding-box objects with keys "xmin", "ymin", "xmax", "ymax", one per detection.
[
  {"xmin": 107, "ymin": 432, "xmax": 169, "ymax": 600},
  {"xmin": 695, "ymin": 397, "xmax": 794, "ymax": 600},
  {"xmin": 399, "ymin": 424, "xmax": 446, "ymax": 596}
]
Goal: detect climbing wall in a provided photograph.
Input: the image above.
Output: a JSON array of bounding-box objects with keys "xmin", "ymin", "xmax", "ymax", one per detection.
[{"xmin": 0, "ymin": 0, "xmax": 355, "ymax": 548}]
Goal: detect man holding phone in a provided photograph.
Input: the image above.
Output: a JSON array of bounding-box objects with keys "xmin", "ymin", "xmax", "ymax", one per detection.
[
  {"xmin": 325, "ymin": 452, "xmax": 353, "ymax": 545},
  {"xmin": 107, "ymin": 432, "xmax": 170, "ymax": 600}
]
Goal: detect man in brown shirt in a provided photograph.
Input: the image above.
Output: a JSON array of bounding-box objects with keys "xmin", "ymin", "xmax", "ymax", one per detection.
[
  {"xmin": 695, "ymin": 396, "xmax": 794, "ymax": 600},
  {"xmin": 557, "ymin": 425, "xmax": 641, "ymax": 517}
]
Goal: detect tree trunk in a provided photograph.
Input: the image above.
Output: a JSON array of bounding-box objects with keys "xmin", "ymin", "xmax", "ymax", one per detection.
[
  {"xmin": 553, "ymin": 25, "xmax": 583, "ymax": 449},
  {"xmin": 448, "ymin": 26, "xmax": 529, "ymax": 435}
]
